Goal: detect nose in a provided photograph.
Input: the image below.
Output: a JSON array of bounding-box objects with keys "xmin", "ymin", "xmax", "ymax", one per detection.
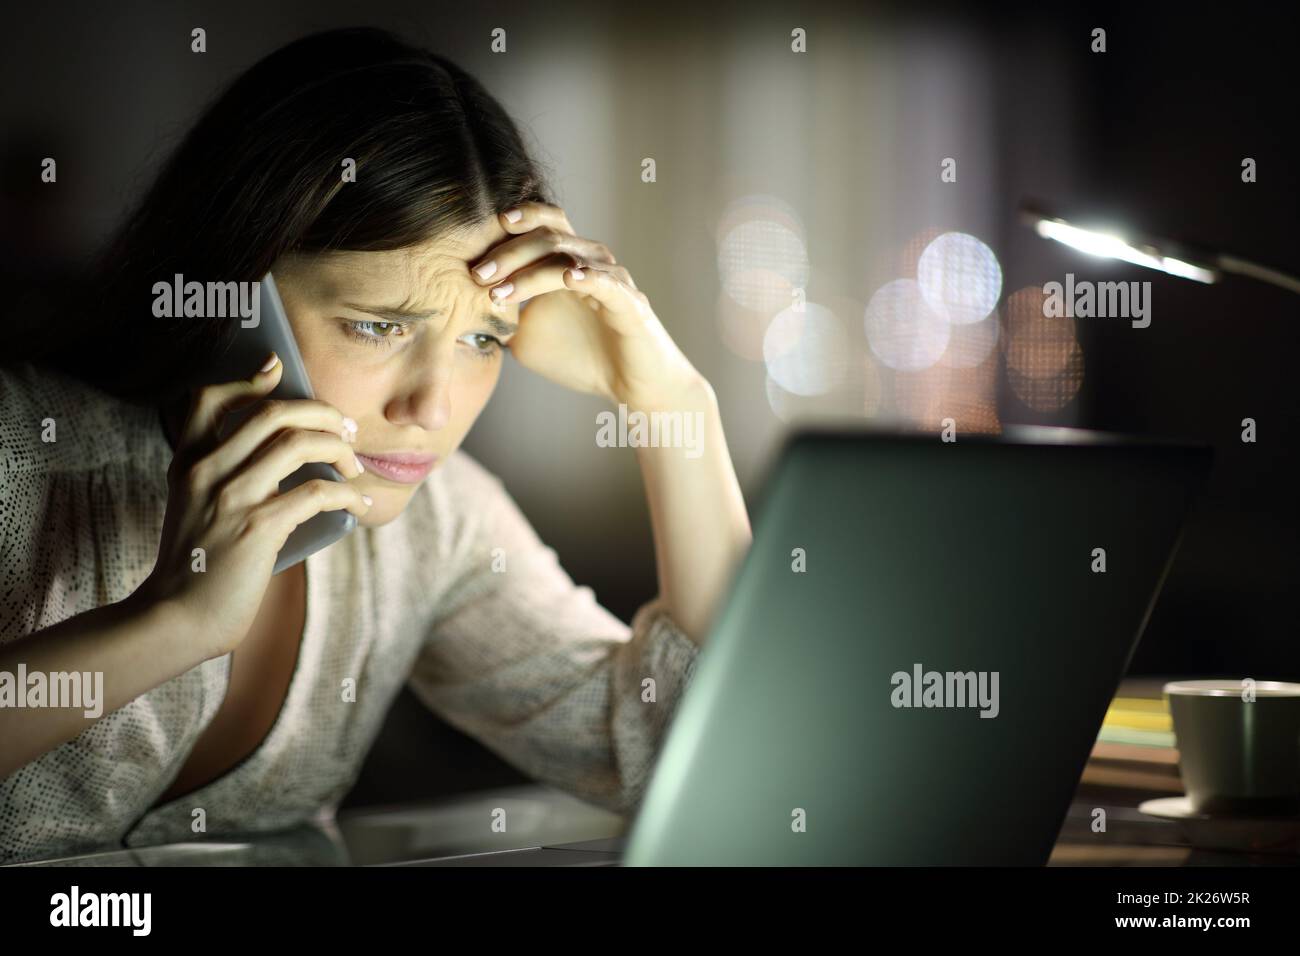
[{"xmin": 386, "ymin": 339, "xmax": 455, "ymax": 432}]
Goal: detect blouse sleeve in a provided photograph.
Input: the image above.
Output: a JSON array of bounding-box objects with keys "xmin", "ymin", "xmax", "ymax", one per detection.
[{"xmin": 405, "ymin": 457, "xmax": 701, "ymax": 817}]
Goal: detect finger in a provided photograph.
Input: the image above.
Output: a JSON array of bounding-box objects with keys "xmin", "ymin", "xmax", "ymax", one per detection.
[
  {"xmin": 249, "ymin": 479, "xmax": 373, "ymax": 550},
  {"xmin": 214, "ymin": 429, "xmax": 366, "ymax": 512},
  {"xmin": 496, "ymin": 201, "xmax": 578, "ymax": 239},
  {"xmin": 562, "ymin": 263, "xmax": 656, "ymax": 335},
  {"xmin": 469, "ymin": 224, "xmax": 616, "ymax": 290},
  {"xmin": 177, "ymin": 352, "xmax": 283, "ymax": 463},
  {"xmin": 485, "ymin": 251, "xmax": 576, "ymax": 305},
  {"xmin": 209, "ymin": 397, "xmax": 358, "ymax": 480},
  {"xmin": 184, "ymin": 397, "xmax": 357, "ymax": 503},
  {"xmin": 487, "ymin": 252, "xmax": 638, "ymax": 305}
]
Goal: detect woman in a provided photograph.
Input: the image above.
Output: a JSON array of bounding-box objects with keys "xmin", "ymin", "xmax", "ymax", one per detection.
[{"xmin": 0, "ymin": 27, "xmax": 750, "ymax": 864}]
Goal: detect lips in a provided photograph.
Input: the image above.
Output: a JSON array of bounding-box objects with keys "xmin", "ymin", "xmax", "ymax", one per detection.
[{"xmin": 355, "ymin": 451, "xmax": 438, "ymax": 484}]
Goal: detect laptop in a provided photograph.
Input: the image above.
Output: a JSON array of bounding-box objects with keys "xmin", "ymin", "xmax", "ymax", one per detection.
[{"xmin": 404, "ymin": 425, "xmax": 1212, "ymax": 866}]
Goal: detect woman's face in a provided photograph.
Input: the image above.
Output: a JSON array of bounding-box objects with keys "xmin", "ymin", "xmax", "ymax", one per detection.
[{"xmin": 271, "ymin": 217, "xmax": 518, "ymax": 526}]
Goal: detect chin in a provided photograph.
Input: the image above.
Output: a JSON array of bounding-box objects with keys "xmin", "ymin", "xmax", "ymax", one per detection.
[
  {"xmin": 357, "ymin": 509, "xmax": 399, "ymax": 528},
  {"xmin": 355, "ymin": 490, "xmax": 413, "ymax": 527}
]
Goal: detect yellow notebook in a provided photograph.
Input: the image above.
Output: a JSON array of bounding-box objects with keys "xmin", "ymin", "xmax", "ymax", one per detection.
[{"xmin": 1103, "ymin": 697, "xmax": 1172, "ymax": 732}]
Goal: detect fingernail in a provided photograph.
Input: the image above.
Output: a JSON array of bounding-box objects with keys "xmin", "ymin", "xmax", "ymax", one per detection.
[
  {"xmin": 568, "ymin": 268, "xmax": 585, "ymax": 281},
  {"xmin": 259, "ymin": 352, "xmax": 279, "ymax": 373},
  {"xmin": 342, "ymin": 416, "xmax": 358, "ymax": 436},
  {"xmin": 491, "ymin": 281, "xmax": 514, "ymax": 300},
  {"xmin": 504, "ymin": 208, "xmax": 522, "ymax": 223},
  {"xmin": 362, "ymin": 494, "xmax": 374, "ymax": 506},
  {"xmin": 474, "ymin": 260, "xmax": 498, "ymax": 281},
  {"xmin": 354, "ymin": 453, "xmax": 365, "ymax": 473}
]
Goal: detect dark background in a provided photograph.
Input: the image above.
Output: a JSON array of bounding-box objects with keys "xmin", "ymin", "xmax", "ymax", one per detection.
[{"xmin": 1, "ymin": 0, "xmax": 1295, "ymax": 808}]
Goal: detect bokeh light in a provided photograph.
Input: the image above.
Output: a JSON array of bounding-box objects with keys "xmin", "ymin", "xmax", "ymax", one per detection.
[
  {"xmin": 715, "ymin": 283, "xmax": 789, "ymax": 361},
  {"xmin": 1006, "ymin": 337, "xmax": 1085, "ymax": 412},
  {"xmin": 717, "ymin": 215, "xmax": 810, "ymax": 313},
  {"xmin": 916, "ymin": 232, "xmax": 1003, "ymax": 325},
  {"xmin": 894, "ymin": 352, "xmax": 1000, "ymax": 433},
  {"xmin": 763, "ymin": 302, "xmax": 849, "ymax": 396},
  {"xmin": 715, "ymin": 193, "xmax": 805, "ymax": 248},
  {"xmin": 1002, "ymin": 285, "xmax": 1078, "ymax": 379},
  {"xmin": 765, "ymin": 372, "xmax": 861, "ymax": 424},
  {"xmin": 938, "ymin": 310, "xmax": 1000, "ymax": 369},
  {"xmin": 895, "ymin": 226, "xmax": 949, "ymax": 280},
  {"xmin": 864, "ymin": 278, "xmax": 951, "ymax": 371}
]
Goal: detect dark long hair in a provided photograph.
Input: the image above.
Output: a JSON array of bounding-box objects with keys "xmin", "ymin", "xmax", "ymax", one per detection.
[{"xmin": 22, "ymin": 27, "xmax": 552, "ymax": 408}]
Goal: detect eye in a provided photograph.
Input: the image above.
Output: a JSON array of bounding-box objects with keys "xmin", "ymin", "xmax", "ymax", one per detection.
[
  {"xmin": 343, "ymin": 320, "xmax": 411, "ymax": 349},
  {"xmin": 459, "ymin": 332, "xmax": 505, "ymax": 360}
]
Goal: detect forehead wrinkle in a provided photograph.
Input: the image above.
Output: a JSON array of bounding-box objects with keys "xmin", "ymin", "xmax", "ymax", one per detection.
[
  {"xmin": 419, "ymin": 218, "xmax": 509, "ymax": 263},
  {"xmin": 303, "ymin": 218, "xmax": 512, "ymax": 317},
  {"xmin": 341, "ymin": 266, "xmax": 517, "ymax": 334},
  {"xmin": 403, "ymin": 243, "xmax": 510, "ymax": 313}
]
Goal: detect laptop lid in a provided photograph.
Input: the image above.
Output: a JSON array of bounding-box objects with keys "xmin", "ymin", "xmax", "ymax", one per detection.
[{"xmin": 623, "ymin": 426, "xmax": 1212, "ymax": 865}]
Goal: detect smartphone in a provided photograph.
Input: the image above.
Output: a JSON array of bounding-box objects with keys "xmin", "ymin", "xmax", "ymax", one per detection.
[{"xmin": 197, "ymin": 271, "xmax": 357, "ymax": 574}]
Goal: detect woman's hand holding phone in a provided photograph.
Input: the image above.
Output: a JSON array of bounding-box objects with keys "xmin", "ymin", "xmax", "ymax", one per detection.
[{"xmin": 131, "ymin": 353, "xmax": 371, "ymax": 660}]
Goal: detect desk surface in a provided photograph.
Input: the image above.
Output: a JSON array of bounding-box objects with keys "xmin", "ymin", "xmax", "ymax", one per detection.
[
  {"xmin": 1051, "ymin": 783, "xmax": 1300, "ymax": 866},
  {"xmin": 10, "ymin": 775, "xmax": 1299, "ymax": 866},
  {"xmin": 8, "ymin": 785, "xmax": 626, "ymax": 867},
  {"xmin": 9, "ymin": 672, "xmax": 1297, "ymax": 867}
]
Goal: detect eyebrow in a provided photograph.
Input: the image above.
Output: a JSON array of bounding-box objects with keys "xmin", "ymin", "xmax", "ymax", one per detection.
[{"xmin": 342, "ymin": 303, "xmax": 518, "ymax": 337}]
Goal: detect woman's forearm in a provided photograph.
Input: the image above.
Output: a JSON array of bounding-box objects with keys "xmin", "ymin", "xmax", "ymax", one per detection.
[
  {"xmin": 0, "ymin": 594, "xmax": 202, "ymax": 778},
  {"xmin": 632, "ymin": 378, "xmax": 752, "ymax": 645}
]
